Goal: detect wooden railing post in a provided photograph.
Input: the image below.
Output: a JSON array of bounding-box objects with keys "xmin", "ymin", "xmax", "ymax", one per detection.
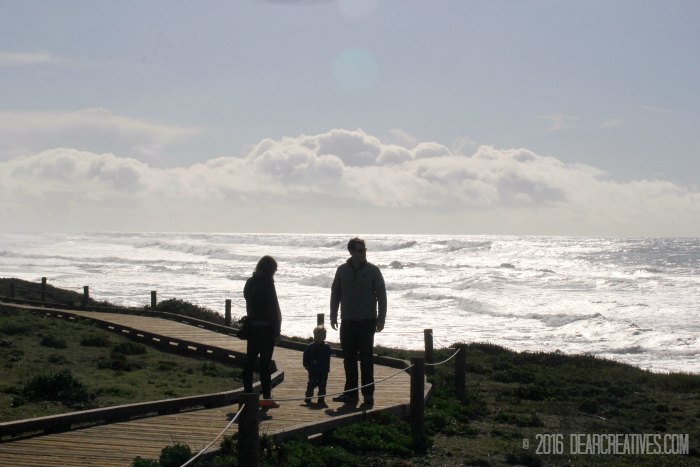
[
  {"xmin": 455, "ymin": 344, "xmax": 467, "ymax": 402},
  {"xmin": 9, "ymin": 282, "xmax": 15, "ymax": 298},
  {"xmin": 41, "ymin": 277, "xmax": 47, "ymax": 302},
  {"xmin": 238, "ymin": 393, "xmax": 260, "ymax": 466},
  {"xmin": 225, "ymin": 299, "xmax": 232, "ymax": 326},
  {"xmin": 317, "ymin": 313, "xmax": 324, "ymax": 326},
  {"xmin": 410, "ymin": 357, "xmax": 427, "ymax": 453},
  {"xmin": 82, "ymin": 286, "xmax": 89, "ymax": 306},
  {"xmin": 150, "ymin": 291, "xmax": 157, "ymax": 309},
  {"xmin": 424, "ymin": 329, "xmax": 434, "ymax": 377}
]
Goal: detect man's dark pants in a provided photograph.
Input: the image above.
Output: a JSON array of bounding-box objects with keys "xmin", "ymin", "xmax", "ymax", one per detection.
[{"xmin": 339, "ymin": 319, "xmax": 376, "ymax": 399}]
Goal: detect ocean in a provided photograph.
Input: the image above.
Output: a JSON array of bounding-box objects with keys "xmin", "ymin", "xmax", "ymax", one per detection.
[{"xmin": 1, "ymin": 232, "xmax": 698, "ymax": 374}]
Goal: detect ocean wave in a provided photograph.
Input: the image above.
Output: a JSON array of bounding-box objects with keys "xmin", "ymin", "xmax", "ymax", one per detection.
[
  {"xmin": 434, "ymin": 239, "xmax": 493, "ymax": 252},
  {"xmin": 298, "ymin": 275, "xmax": 333, "ymax": 288},
  {"xmin": 0, "ymin": 250, "xmax": 203, "ymax": 267},
  {"xmin": 386, "ymin": 282, "xmax": 423, "ymax": 292},
  {"xmin": 286, "ymin": 255, "xmax": 339, "ymax": 265},
  {"xmin": 135, "ymin": 241, "xmax": 260, "ymax": 261},
  {"xmin": 370, "ymin": 240, "xmax": 418, "ymax": 251},
  {"xmin": 607, "ymin": 345, "xmax": 646, "ymax": 355},
  {"xmin": 159, "ymin": 234, "xmax": 348, "ymax": 250},
  {"xmin": 382, "ymin": 260, "xmax": 420, "ymax": 269},
  {"xmin": 523, "ymin": 312, "xmax": 604, "ymax": 327},
  {"xmin": 226, "ymin": 273, "xmax": 250, "ymax": 281},
  {"xmin": 451, "ymin": 277, "xmax": 482, "ymax": 290},
  {"xmin": 404, "ymin": 291, "xmax": 457, "ymax": 301}
]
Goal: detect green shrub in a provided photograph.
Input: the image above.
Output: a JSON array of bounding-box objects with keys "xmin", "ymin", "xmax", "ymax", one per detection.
[
  {"xmin": 200, "ymin": 362, "xmax": 222, "ymax": 377},
  {"xmin": 154, "ymin": 298, "xmax": 226, "ymax": 325},
  {"xmin": 220, "ymin": 434, "xmax": 237, "ymax": 456},
  {"xmin": 494, "ymin": 411, "xmax": 543, "ymax": 428},
  {"xmin": 505, "ymin": 450, "xmax": 542, "ymax": 467},
  {"xmin": 157, "ymin": 361, "xmax": 178, "ymax": 371},
  {"xmin": 80, "ymin": 335, "xmax": 111, "ymax": 347},
  {"xmin": 97, "ymin": 352, "xmax": 142, "ymax": 371},
  {"xmin": 512, "ymin": 384, "xmax": 551, "ymax": 401},
  {"xmin": 7, "ymin": 348, "xmax": 23, "ymax": 362},
  {"xmin": 493, "ymin": 368, "xmax": 536, "ymax": 384},
  {"xmin": 330, "ymin": 414, "xmax": 413, "ymax": 456},
  {"xmin": 113, "ymin": 342, "xmax": 147, "ymax": 355},
  {"xmin": 40, "ymin": 335, "xmax": 67, "ymax": 349},
  {"xmin": 96, "ymin": 386, "xmax": 135, "ymax": 398},
  {"xmin": 0, "ymin": 323, "xmax": 33, "ymax": 335},
  {"xmin": 48, "ymin": 354, "xmax": 69, "ymax": 364},
  {"xmin": 20, "ymin": 371, "xmax": 92, "ymax": 406},
  {"xmin": 579, "ymin": 399, "xmax": 599, "ymax": 414},
  {"xmin": 131, "ymin": 456, "xmax": 159, "ymax": 467},
  {"xmin": 159, "ymin": 443, "xmax": 192, "ymax": 467},
  {"xmin": 274, "ymin": 439, "xmax": 360, "ymax": 467}
]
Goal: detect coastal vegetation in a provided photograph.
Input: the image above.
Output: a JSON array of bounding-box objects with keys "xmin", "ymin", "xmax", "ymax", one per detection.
[
  {"xmin": 1, "ymin": 278, "xmax": 698, "ymax": 465},
  {"xmin": 0, "ymin": 294, "xmax": 242, "ymax": 421}
]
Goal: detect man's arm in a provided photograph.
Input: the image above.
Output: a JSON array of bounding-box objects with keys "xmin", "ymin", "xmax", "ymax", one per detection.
[
  {"xmin": 375, "ymin": 268, "xmax": 387, "ymax": 332},
  {"xmin": 330, "ymin": 268, "xmax": 341, "ymax": 330}
]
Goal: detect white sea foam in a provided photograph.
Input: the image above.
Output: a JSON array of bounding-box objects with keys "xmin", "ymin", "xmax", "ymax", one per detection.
[{"xmin": 0, "ymin": 232, "xmax": 697, "ymax": 373}]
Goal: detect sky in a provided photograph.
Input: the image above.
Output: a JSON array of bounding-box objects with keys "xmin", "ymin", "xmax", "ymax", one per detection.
[{"xmin": 0, "ymin": 0, "xmax": 698, "ymax": 236}]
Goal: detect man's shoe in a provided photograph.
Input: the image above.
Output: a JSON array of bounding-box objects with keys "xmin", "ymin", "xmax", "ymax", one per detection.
[
  {"xmin": 332, "ymin": 394, "xmax": 359, "ymax": 404},
  {"xmin": 304, "ymin": 398, "xmax": 312, "ymax": 405},
  {"xmin": 259, "ymin": 399, "xmax": 280, "ymax": 408}
]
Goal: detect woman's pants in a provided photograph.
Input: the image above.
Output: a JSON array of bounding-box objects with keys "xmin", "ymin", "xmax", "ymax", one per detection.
[{"xmin": 242, "ymin": 327, "xmax": 275, "ymax": 398}]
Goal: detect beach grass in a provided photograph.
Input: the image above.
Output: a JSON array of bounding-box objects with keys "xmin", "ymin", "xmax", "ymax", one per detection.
[{"xmin": 0, "ymin": 305, "xmax": 242, "ymax": 422}]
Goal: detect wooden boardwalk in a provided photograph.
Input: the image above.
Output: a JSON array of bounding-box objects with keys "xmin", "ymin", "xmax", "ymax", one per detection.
[{"xmin": 0, "ymin": 305, "xmax": 412, "ymax": 466}]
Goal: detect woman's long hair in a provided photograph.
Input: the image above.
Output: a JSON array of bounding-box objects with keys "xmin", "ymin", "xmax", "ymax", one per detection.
[{"xmin": 253, "ymin": 255, "xmax": 277, "ymax": 278}]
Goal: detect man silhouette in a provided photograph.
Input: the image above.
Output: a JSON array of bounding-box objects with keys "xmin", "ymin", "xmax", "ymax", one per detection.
[{"xmin": 330, "ymin": 237, "xmax": 387, "ymax": 406}]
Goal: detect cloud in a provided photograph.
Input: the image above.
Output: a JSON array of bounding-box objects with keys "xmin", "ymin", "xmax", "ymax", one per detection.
[
  {"xmin": 0, "ymin": 109, "xmax": 200, "ymax": 164},
  {"xmin": 640, "ymin": 104, "xmax": 671, "ymax": 114},
  {"xmin": 386, "ymin": 128, "xmax": 418, "ymax": 148},
  {"xmin": 541, "ymin": 113, "xmax": 579, "ymax": 131},
  {"xmin": 600, "ymin": 118, "xmax": 623, "ymax": 128},
  {"xmin": 0, "ymin": 128, "xmax": 697, "ymax": 235},
  {"xmin": 0, "ymin": 50, "xmax": 61, "ymax": 66}
]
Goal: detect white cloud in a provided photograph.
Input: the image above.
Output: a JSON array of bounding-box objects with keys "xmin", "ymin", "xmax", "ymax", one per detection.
[
  {"xmin": 640, "ymin": 104, "xmax": 671, "ymax": 114},
  {"xmin": 0, "ymin": 50, "xmax": 60, "ymax": 66},
  {"xmin": 0, "ymin": 109, "xmax": 200, "ymax": 164},
  {"xmin": 386, "ymin": 128, "xmax": 418, "ymax": 148},
  {"xmin": 541, "ymin": 113, "xmax": 579, "ymax": 131},
  {"xmin": 600, "ymin": 118, "xmax": 624, "ymax": 128},
  {"xmin": 0, "ymin": 129, "xmax": 697, "ymax": 235}
]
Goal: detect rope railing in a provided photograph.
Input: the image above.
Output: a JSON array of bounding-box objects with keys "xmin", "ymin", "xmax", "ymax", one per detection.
[
  {"xmin": 429, "ymin": 330, "xmax": 451, "ymax": 350},
  {"xmin": 425, "ymin": 347, "xmax": 461, "ymax": 366},
  {"xmin": 180, "ymin": 403, "xmax": 246, "ymax": 467},
  {"xmin": 426, "ymin": 331, "xmax": 461, "ymax": 366}
]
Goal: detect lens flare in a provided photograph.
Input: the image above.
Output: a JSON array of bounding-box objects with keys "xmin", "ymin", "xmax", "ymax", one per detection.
[{"xmin": 332, "ymin": 47, "xmax": 378, "ymax": 92}]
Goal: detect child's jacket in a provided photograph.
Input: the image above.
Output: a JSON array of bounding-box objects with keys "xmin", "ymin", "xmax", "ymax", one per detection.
[{"xmin": 303, "ymin": 341, "xmax": 331, "ymax": 378}]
